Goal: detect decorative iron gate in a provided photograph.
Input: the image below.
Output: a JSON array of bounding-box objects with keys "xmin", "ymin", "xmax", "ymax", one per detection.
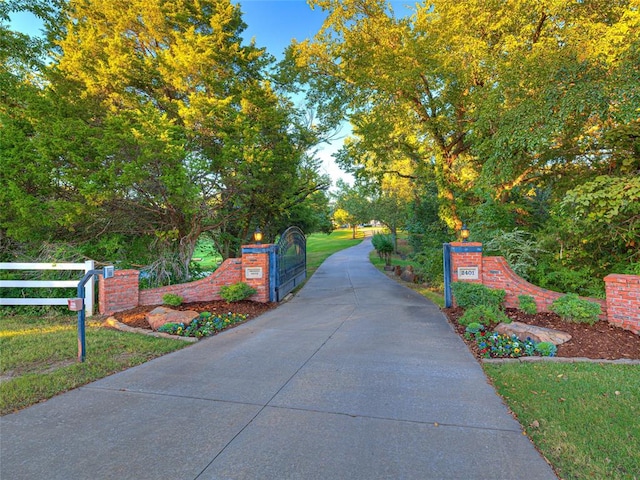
[{"xmin": 273, "ymin": 226, "xmax": 306, "ymax": 301}]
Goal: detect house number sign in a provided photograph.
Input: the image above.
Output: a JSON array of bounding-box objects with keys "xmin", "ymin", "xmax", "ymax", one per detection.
[
  {"xmin": 457, "ymin": 267, "xmax": 479, "ymax": 280},
  {"xmin": 245, "ymin": 267, "xmax": 263, "ymax": 279}
]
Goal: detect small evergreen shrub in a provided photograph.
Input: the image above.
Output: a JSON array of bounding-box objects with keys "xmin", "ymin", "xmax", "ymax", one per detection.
[
  {"xmin": 371, "ymin": 233, "xmax": 394, "ymax": 265},
  {"xmin": 534, "ymin": 342, "xmax": 557, "ymax": 357},
  {"xmin": 219, "ymin": 282, "xmax": 257, "ymax": 302},
  {"xmin": 458, "ymin": 305, "xmax": 511, "ymax": 328},
  {"xmin": 518, "ymin": 295, "xmax": 538, "ymax": 315},
  {"xmin": 550, "ymin": 293, "xmax": 601, "ymax": 325},
  {"xmin": 162, "ymin": 293, "xmax": 183, "ymax": 306},
  {"xmin": 452, "ymin": 282, "xmax": 505, "ymax": 309}
]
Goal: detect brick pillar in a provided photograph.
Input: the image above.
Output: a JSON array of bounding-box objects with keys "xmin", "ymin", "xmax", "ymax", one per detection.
[
  {"xmin": 98, "ymin": 269, "xmax": 140, "ymax": 315},
  {"xmin": 241, "ymin": 244, "xmax": 274, "ymax": 303},
  {"xmin": 604, "ymin": 274, "xmax": 640, "ymax": 334},
  {"xmin": 450, "ymin": 242, "xmax": 483, "ymax": 284}
]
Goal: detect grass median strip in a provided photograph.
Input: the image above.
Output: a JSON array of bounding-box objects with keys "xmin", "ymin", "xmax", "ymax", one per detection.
[{"xmin": 0, "ymin": 314, "xmax": 188, "ymax": 415}]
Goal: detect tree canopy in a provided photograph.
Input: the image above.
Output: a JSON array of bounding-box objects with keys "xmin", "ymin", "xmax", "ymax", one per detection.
[
  {"xmin": 289, "ymin": 0, "xmax": 639, "ymax": 287},
  {"xmin": 1, "ymin": 0, "xmax": 331, "ymax": 283}
]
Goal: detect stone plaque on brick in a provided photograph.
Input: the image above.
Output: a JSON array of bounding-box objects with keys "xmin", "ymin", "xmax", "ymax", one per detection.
[
  {"xmin": 245, "ymin": 267, "xmax": 263, "ymax": 279},
  {"xmin": 457, "ymin": 266, "xmax": 479, "ymax": 280}
]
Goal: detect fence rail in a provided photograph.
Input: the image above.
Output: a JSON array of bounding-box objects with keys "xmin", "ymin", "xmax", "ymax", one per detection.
[{"xmin": 0, "ymin": 261, "xmax": 95, "ymax": 315}]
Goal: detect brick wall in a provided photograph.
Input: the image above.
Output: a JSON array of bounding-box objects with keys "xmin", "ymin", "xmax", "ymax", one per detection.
[
  {"xmin": 449, "ymin": 242, "xmax": 638, "ymax": 335},
  {"xmin": 99, "ymin": 245, "xmax": 273, "ymax": 315},
  {"xmin": 99, "ymin": 269, "xmax": 140, "ymax": 315},
  {"xmin": 604, "ymin": 274, "xmax": 640, "ymax": 334}
]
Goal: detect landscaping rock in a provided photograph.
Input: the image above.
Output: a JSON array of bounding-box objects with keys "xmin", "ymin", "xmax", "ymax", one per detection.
[
  {"xmin": 146, "ymin": 306, "xmax": 199, "ymax": 331},
  {"xmin": 400, "ymin": 265, "xmax": 415, "ymax": 283},
  {"xmin": 495, "ymin": 321, "xmax": 572, "ymax": 345}
]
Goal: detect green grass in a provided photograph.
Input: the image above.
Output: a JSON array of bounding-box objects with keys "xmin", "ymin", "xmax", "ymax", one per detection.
[
  {"xmin": 306, "ymin": 228, "xmax": 368, "ymax": 276},
  {"xmin": 191, "ymin": 235, "xmax": 223, "ymax": 270},
  {"xmin": 0, "ymin": 315, "xmax": 189, "ymax": 415},
  {"xmin": 484, "ymin": 362, "xmax": 640, "ymax": 479}
]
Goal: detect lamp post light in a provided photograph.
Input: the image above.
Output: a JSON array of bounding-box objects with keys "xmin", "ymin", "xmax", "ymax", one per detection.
[
  {"xmin": 253, "ymin": 228, "xmax": 263, "ymax": 244},
  {"xmin": 460, "ymin": 224, "xmax": 470, "ymax": 242}
]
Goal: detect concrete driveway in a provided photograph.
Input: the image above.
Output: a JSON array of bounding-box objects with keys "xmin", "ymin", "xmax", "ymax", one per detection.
[{"xmin": 0, "ymin": 239, "xmax": 556, "ymax": 479}]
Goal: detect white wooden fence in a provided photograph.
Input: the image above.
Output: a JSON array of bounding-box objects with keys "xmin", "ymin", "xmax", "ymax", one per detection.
[{"xmin": 0, "ymin": 261, "xmax": 95, "ymax": 316}]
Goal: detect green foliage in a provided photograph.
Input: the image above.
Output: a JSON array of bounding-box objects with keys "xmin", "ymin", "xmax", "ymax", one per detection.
[
  {"xmin": 219, "ymin": 282, "xmax": 257, "ymax": 303},
  {"xmin": 464, "ymin": 322, "xmax": 484, "ymax": 335},
  {"xmin": 157, "ymin": 312, "xmax": 248, "ymax": 338},
  {"xmin": 518, "ymin": 295, "xmax": 538, "ymax": 315},
  {"xmin": 1, "ymin": 0, "xmax": 331, "ymax": 279},
  {"xmin": 162, "ymin": 294, "xmax": 183, "ymax": 307},
  {"xmin": 550, "ymin": 294, "xmax": 602, "ymax": 325},
  {"xmin": 484, "ymin": 229, "xmax": 545, "ymax": 281},
  {"xmin": 371, "ymin": 233, "xmax": 394, "ymax": 265},
  {"xmin": 451, "ymin": 282, "xmax": 505, "ymax": 309},
  {"xmin": 534, "ymin": 342, "xmax": 557, "ymax": 357},
  {"xmin": 458, "ymin": 305, "xmax": 510, "ymax": 328},
  {"xmin": 530, "ymin": 258, "xmax": 605, "ymax": 298},
  {"xmin": 411, "ymin": 248, "xmax": 444, "ymax": 290}
]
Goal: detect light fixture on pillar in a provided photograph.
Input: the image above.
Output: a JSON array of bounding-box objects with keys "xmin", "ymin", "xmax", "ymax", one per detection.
[
  {"xmin": 460, "ymin": 224, "xmax": 470, "ymax": 242},
  {"xmin": 253, "ymin": 228, "xmax": 263, "ymax": 244}
]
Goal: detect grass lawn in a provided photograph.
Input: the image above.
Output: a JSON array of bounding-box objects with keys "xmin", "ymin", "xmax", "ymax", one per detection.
[
  {"xmin": 191, "ymin": 235, "xmax": 223, "ymax": 270},
  {"xmin": 306, "ymin": 228, "xmax": 369, "ymax": 276},
  {"xmin": 0, "ymin": 314, "xmax": 189, "ymax": 415},
  {"xmin": 485, "ymin": 362, "xmax": 640, "ymax": 479}
]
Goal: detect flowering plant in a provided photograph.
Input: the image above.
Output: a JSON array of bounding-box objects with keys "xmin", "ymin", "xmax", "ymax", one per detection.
[
  {"xmin": 157, "ymin": 311, "xmax": 248, "ymax": 338},
  {"xmin": 472, "ymin": 331, "xmax": 536, "ymax": 358}
]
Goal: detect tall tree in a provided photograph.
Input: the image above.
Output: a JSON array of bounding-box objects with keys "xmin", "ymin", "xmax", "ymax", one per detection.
[
  {"xmin": 291, "ymin": 0, "xmax": 640, "ymax": 231},
  {"xmin": 1, "ymin": 0, "xmax": 330, "ymax": 283}
]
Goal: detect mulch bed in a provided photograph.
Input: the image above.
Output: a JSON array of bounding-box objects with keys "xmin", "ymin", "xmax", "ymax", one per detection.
[
  {"xmin": 443, "ymin": 307, "xmax": 640, "ymax": 361},
  {"xmin": 113, "ymin": 300, "xmax": 278, "ymax": 329}
]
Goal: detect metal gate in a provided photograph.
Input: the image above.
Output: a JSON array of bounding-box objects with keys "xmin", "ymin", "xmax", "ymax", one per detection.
[{"xmin": 273, "ymin": 226, "xmax": 306, "ymax": 301}]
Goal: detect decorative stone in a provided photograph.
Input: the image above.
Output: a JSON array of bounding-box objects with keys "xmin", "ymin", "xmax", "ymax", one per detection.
[
  {"xmin": 400, "ymin": 265, "xmax": 415, "ymax": 283},
  {"xmin": 494, "ymin": 321, "xmax": 572, "ymax": 345},
  {"xmin": 146, "ymin": 306, "xmax": 199, "ymax": 331},
  {"xmin": 394, "ymin": 265, "xmax": 402, "ymax": 276}
]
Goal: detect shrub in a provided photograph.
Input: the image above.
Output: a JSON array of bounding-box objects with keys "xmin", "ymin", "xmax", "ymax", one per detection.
[
  {"xmin": 452, "ymin": 282, "xmax": 505, "ymax": 309},
  {"xmin": 412, "ymin": 248, "xmax": 444, "ymax": 290},
  {"xmin": 465, "ymin": 322, "xmax": 484, "ymax": 334},
  {"xmin": 459, "ymin": 305, "xmax": 511, "ymax": 328},
  {"xmin": 518, "ymin": 295, "xmax": 538, "ymax": 315},
  {"xmin": 550, "ymin": 293, "xmax": 601, "ymax": 325},
  {"xmin": 162, "ymin": 293, "xmax": 183, "ymax": 306},
  {"xmin": 371, "ymin": 233, "xmax": 394, "ymax": 265},
  {"xmin": 535, "ymin": 342, "xmax": 558, "ymax": 357},
  {"xmin": 483, "ymin": 229, "xmax": 545, "ymax": 281},
  {"xmin": 219, "ymin": 282, "xmax": 257, "ymax": 302}
]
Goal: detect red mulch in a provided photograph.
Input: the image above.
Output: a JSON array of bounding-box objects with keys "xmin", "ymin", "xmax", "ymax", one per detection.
[
  {"xmin": 113, "ymin": 300, "xmax": 277, "ymax": 329},
  {"xmin": 443, "ymin": 307, "xmax": 640, "ymax": 360}
]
